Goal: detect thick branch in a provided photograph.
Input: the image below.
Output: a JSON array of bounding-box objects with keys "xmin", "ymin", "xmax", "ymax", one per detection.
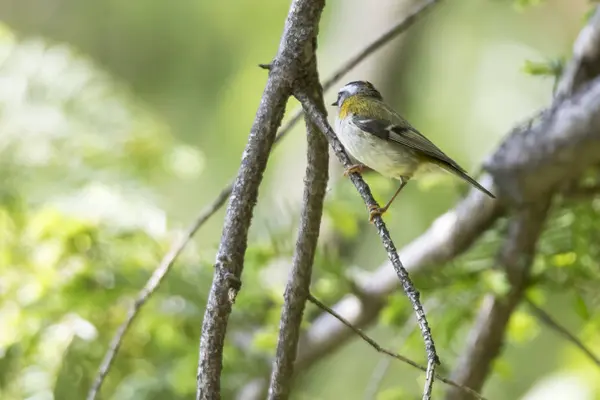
[
  {"xmin": 267, "ymin": 67, "xmax": 330, "ymax": 399},
  {"xmin": 486, "ymin": 7, "xmax": 600, "ymax": 204},
  {"xmin": 555, "ymin": 8, "xmax": 600, "ymax": 100},
  {"xmin": 196, "ymin": 1, "xmax": 325, "ymax": 398},
  {"xmin": 446, "ymin": 9, "xmax": 600, "ymax": 396}
]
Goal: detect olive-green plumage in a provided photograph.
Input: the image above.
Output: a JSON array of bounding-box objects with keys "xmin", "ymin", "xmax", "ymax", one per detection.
[{"xmin": 332, "ymin": 81, "xmax": 495, "ymax": 205}]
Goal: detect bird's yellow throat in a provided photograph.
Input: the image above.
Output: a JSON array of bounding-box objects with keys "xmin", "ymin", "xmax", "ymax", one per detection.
[{"xmin": 339, "ymin": 95, "xmax": 372, "ymax": 119}]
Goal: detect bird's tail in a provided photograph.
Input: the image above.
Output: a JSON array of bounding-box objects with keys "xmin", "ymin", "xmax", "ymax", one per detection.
[{"xmin": 444, "ymin": 165, "xmax": 496, "ymax": 199}]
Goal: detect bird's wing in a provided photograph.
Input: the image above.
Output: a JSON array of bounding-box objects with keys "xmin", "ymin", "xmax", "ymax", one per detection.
[{"xmin": 351, "ymin": 115, "xmax": 467, "ymax": 173}]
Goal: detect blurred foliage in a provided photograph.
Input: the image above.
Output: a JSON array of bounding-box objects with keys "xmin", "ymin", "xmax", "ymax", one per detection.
[{"xmin": 0, "ymin": 1, "xmax": 599, "ymax": 400}]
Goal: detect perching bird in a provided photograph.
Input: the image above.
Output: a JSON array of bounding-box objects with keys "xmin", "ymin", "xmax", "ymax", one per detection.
[{"xmin": 331, "ymin": 80, "xmax": 495, "ymax": 221}]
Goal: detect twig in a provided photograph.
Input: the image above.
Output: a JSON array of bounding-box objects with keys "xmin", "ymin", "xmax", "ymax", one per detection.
[
  {"xmin": 320, "ymin": 0, "xmax": 439, "ymax": 90},
  {"xmin": 307, "ymin": 294, "xmax": 487, "ymax": 400},
  {"xmin": 197, "ymin": 1, "xmax": 327, "ymax": 398},
  {"xmin": 86, "ymin": 189, "xmax": 230, "ymax": 400},
  {"xmin": 295, "ymin": 90, "xmax": 438, "ymax": 399},
  {"xmin": 90, "ymin": 1, "xmax": 442, "ymax": 396},
  {"xmin": 267, "ymin": 67, "xmax": 330, "ymax": 398},
  {"xmin": 364, "ymin": 300, "xmax": 439, "ymax": 400},
  {"xmin": 525, "ymin": 297, "xmax": 600, "ymax": 367}
]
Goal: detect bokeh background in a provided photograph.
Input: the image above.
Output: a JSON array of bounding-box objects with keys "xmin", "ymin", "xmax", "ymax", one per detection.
[{"xmin": 0, "ymin": 0, "xmax": 598, "ymax": 399}]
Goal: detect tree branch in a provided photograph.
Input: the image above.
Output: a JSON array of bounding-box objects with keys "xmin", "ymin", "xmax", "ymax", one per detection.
[
  {"xmin": 525, "ymin": 297, "xmax": 600, "ymax": 368},
  {"xmin": 294, "ymin": 90, "xmax": 439, "ymax": 398},
  {"xmin": 267, "ymin": 60, "xmax": 330, "ymax": 399},
  {"xmin": 90, "ymin": 2, "xmax": 442, "ymax": 397},
  {"xmin": 197, "ymin": 1, "xmax": 326, "ymax": 398},
  {"xmin": 364, "ymin": 299, "xmax": 439, "ymax": 400},
  {"xmin": 555, "ymin": 8, "xmax": 600, "ymax": 100},
  {"xmin": 307, "ymin": 294, "xmax": 486, "ymax": 400},
  {"xmin": 86, "ymin": 189, "xmax": 230, "ymax": 400}
]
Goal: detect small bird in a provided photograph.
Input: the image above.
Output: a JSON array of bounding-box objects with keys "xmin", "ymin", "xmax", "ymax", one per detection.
[{"xmin": 332, "ymin": 80, "xmax": 495, "ymax": 222}]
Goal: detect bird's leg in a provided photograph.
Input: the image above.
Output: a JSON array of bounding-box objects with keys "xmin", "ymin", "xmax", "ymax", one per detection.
[
  {"xmin": 368, "ymin": 178, "xmax": 409, "ymax": 222},
  {"xmin": 343, "ymin": 163, "xmax": 365, "ymax": 177}
]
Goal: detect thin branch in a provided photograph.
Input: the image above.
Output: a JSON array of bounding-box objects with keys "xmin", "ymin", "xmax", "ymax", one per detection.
[
  {"xmin": 364, "ymin": 300, "xmax": 439, "ymax": 400},
  {"xmin": 319, "ymin": 0, "xmax": 439, "ymax": 91},
  {"xmin": 295, "ymin": 90, "xmax": 438, "ymax": 399},
  {"xmin": 267, "ymin": 66, "xmax": 330, "ymax": 398},
  {"xmin": 86, "ymin": 188, "xmax": 230, "ymax": 400},
  {"xmin": 525, "ymin": 297, "xmax": 600, "ymax": 367},
  {"xmin": 307, "ymin": 294, "xmax": 486, "ymax": 400},
  {"xmin": 90, "ymin": 2, "xmax": 442, "ymax": 396},
  {"xmin": 197, "ymin": 1, "xmax": 327, "ymax": 398}
]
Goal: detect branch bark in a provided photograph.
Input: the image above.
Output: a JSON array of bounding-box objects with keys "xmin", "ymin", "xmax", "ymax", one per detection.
[
  {"xmin": 196, "ymin": 1, "xmax": 326, "ymax": 398},
  {"xmin": 267, "ymin": 57, "xmax": 330, "ymax": 399}
]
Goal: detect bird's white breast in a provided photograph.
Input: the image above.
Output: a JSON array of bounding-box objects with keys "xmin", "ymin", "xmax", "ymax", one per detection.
[{"xmin": 334, "ymin": 116, "xmax": 420, "ymax": 179}]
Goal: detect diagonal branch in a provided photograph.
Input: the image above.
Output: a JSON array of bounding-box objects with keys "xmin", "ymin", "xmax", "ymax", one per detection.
[
  {"xmin": 86, "ymin": 190, "xmax": 229, "ymax": 400},
  {"xmin": 197, "ymin": 1, "xmax": 327, "ymax": 398},
  {"xmin": 307, "ymin": 294, "xmax": 486, "ymax": 400},
  {"xmin": 89, "ymin": 2, "xmax": 442, "ymax": 397},
  {"xmin": 294, "ymin": 90, "xmax": 438, "ymax": 399},
  {"xmin": 525, "ymin": 297, "xmax": 600, "ymax": 368},
  {"xmin": 267, "ymin": 61, "xmax": 330, "ymax": 399}
]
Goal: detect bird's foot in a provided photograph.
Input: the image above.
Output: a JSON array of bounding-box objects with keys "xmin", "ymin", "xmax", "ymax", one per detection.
[
  {"xmin": 368, "ymin": 204, "xmax": 385, "ymax": 223},
  {"xmin": 344, "ymin": 164, "xmax": 365, "ymax": 177}
]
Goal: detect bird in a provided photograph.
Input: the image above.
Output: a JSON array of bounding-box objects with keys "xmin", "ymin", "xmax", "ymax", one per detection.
[{"xmin": 331, "ymin": 80, "xmax": 495, "ymax": 222}]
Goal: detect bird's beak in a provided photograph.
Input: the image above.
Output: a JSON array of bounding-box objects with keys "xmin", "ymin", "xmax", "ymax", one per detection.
[{"xmin": 331, "ymin": 100, "xmax": 338, "ymax": 106}]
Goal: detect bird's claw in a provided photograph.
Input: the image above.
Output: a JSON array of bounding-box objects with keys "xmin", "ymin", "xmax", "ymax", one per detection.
[
  {"xmin": 344, "ymin": 164, "xmax": 364, "ymax": 177},
  {"xmin": 368, "ymin": 204, "xmax": 383, "ymax": 223}
]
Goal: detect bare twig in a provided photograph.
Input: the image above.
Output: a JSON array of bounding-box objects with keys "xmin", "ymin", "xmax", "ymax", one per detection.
[
  {"xmin": 197, "ymin": 1, "xmax": 327, "ymax": 398},
  {"xmin": 267, "ymin": 64, "xmax": 330, "ymax": 398},
  {"xmin": 526, "ymin": 297, "xmax": 600, "ymax": 367},
  {"xmin": 363, "ymin": 300, "xmax": 440, "ymax": 400},
  {"xmin": 295, "ymin": 90, "xmax": 438, "ymax": 399},
  {"xmin": 86, "ymin": 189, "xmax": 229, "ymax": 400},
  {"xmin": 320, "ymin": 0, "xmax": 439, "ymax": 90},
  {"xmin": 307, "ymin": 294, "xmax": 486, "ymax": 400},
  {"xmin": 91, "ymin": 2, "xmax": 442, "ymax": 396}
]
